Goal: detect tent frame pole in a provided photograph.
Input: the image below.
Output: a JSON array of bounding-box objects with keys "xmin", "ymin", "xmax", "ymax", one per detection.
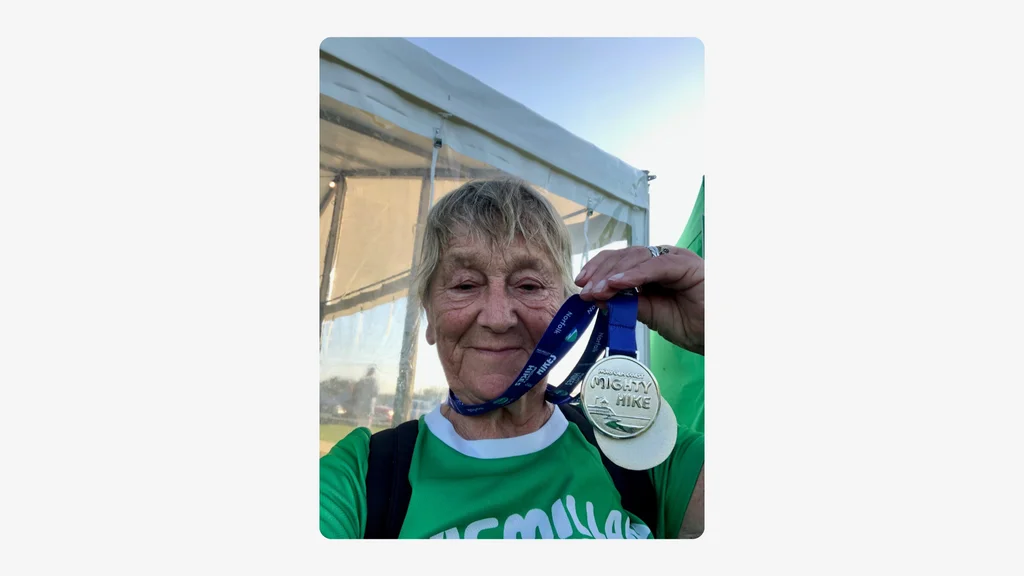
[
  {"xmin": 392, "ymin": 176, "xmax": 432, "ymax": 425},
  {"xmin": 320, "ymin": 176, "xmax": 347, "ymax": 345}
]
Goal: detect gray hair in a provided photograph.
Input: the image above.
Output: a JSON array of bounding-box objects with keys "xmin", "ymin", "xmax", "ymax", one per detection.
[{"xmin": 413, "ymin": 178, "xmax": 577, "ymax": 309}]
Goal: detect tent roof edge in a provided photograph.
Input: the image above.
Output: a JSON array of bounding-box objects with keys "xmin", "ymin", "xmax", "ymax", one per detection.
[{"xmin": 319, "ymin": 37, "xmax": 650, "ymax": 210}]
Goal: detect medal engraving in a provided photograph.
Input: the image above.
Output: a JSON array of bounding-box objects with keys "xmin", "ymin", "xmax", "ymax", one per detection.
[{"xmin": 580, "ymin": 356, "xmax": 661, "ymax": 439}]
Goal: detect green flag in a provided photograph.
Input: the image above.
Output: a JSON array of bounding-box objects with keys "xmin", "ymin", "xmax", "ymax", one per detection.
[{"xmin": 650, "ymin": 177, "xmax": 704, "ymax": 434}]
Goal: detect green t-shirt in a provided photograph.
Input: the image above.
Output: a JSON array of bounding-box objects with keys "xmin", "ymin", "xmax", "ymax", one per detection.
[{"xmin": 320, "ymin": 406, "xmax": 704, "ymax": 539}]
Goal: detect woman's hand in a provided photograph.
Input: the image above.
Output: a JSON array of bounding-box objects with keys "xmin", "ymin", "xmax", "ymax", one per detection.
[{"xmin": 575, "ymin": 246, "xmax": 704, "ymax": 355}]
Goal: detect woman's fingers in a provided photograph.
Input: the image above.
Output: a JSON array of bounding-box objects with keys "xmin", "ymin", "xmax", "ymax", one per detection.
[
  {"xmin": 573, "ymin": 246, "xmax": 704, "ymax": 353},
  {"xmin": 578, "ymin": 247, "xmax": 654, "ymax": 299},
  {"xmin": 575, "ymin": 246, "xmax": 703, "ymax": 305},
  {"xmin": 604, "ymin": 252, "xmax": 702, "ymax": 293},
  {"xmin": 574, "ymin": 250, "xmax": 614, "ymax": 287}
]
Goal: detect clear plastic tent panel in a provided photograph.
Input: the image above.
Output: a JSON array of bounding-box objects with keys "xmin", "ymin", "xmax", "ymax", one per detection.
[
  {"xmin": 319, "ymin": 93, "xmax": 435, "ymax": 320},
  {"xmin": 320, "ymin": 95, "xmax": 438, "ymax": 450},
  {"xmin": 320, "ymin": 95, "xmax": 635, "ymax": 449}
]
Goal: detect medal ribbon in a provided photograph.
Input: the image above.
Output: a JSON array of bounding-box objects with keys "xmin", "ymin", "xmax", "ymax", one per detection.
[{"xmin": 446, "ymin": 290, "xmax": 640, "ymax": 416}]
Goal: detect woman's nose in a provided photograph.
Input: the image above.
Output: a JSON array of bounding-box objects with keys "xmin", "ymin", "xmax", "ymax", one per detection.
[{"xmin": 476, "ymin": 284, "xmax": 517, "ymax": 333}]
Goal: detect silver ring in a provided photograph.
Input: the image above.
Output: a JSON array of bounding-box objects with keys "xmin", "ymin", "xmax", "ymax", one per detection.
[{"xmin": 647, "ymin": 246, "xmax": 661, "ymax": 258}]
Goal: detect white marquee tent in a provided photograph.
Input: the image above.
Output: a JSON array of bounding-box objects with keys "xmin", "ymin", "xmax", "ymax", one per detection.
[{"xmin": 319, "ymin": 38, "xmax": 654, "ymax": 424}]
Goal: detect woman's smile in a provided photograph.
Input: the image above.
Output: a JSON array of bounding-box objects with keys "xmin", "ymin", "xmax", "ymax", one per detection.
[{"xmin": 466, "ymin": 346, "xmax": 527, "ymax": 361}]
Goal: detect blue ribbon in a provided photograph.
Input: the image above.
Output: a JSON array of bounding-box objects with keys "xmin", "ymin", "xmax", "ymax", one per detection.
[{"xmin": 447, "ymin": 290, "xmax": 640, "ymax": 416}]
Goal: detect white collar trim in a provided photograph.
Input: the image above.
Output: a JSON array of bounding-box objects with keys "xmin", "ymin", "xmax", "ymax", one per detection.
[{"xmin": 423, "ymin": 402, "xmax": 568, "ymax": 459}]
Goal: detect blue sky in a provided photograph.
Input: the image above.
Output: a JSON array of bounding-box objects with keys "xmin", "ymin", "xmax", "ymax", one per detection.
[{"xmin": 407, "ymin": 37, "xmax": 705, "ymax": 246}]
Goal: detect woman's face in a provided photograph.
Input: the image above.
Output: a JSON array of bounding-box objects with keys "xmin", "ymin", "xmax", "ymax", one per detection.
[{"xmin": 425, "ymin": 231, "xmax": 564, "ymax": 404}]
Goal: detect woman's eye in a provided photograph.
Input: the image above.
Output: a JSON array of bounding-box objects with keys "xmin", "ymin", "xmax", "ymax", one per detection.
[
  {"xmin": 520, "ymin": 284, "xmax": 540, "ymax": 292},
  {"xmin": 457, "ymin": 283, "xmax": 475, "ymax": 291}
]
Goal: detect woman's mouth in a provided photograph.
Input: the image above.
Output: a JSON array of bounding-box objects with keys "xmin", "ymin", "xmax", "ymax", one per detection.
[{"xmin": 470, "ymin": 347, "xmax": 523, "ymax": 359}]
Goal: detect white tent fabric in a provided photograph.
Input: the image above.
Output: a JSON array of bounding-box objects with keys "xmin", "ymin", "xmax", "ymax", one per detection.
[
  {"xmin": 320, "ymin": 38, "xmax": 650, "ymax": 210},
  {"xmin": 319, "ymin": 39, "xmax": 651, "ymax": 425}
]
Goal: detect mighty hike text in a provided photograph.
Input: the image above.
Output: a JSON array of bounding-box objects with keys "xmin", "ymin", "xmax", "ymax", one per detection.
[{"xmin": 588, "ymin": 371, "xmax": 654, "ymax": 410}]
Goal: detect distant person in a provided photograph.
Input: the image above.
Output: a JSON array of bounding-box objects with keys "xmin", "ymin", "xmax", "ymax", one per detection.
[{"xmin": 352, "ymin": 366, "xmax": 379, "ymax": 426}]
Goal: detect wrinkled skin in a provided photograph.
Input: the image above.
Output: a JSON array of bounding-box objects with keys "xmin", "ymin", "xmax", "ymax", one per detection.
[{"xmin": 425, "ymin": 231, "xmax": 562, "ymax": 438}]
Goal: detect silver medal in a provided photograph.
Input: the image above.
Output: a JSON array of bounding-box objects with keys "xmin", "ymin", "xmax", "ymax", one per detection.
[{"xmin": 579, "ymin": 355, "xmax": 677, "ymax": 470}]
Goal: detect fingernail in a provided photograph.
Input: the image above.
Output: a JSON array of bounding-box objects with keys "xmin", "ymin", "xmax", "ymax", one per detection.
[
  {"xmin": 595, "ymin": 279, "xmax": 606, "ymax": 293},
  {"xmin": 609, "ymin": 273, "xmax": 624, "ymax": 281},
  {"xmin": 575, "ymin": 270, "xmax": 584, "ymax": 283},
  {"xmin": 582, "ymin": 281, "xmax": 593, "ymax": 294}
]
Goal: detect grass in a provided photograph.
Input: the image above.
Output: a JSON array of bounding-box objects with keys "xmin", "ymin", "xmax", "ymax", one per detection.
[{"xmin": 320, "ymin": 423, "xmax": 390, "ymax": 447}]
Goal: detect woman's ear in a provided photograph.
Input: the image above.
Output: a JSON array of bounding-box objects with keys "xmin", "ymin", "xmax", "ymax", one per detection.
[{"xmin": 421, "ymin": 299, "xmax": 437, "ymax": 345}]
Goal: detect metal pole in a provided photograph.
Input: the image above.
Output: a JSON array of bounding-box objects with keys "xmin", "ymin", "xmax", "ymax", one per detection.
[
  {"xmin": 320, "ymin": 185, "xmax": 335, "ymax": 216},
  {"xmin": 392, "ymin": 177, "xmax": 432, "ymax": 424},
  {"xmin": 631, "ymin": 204, "xmax": 652, "ymax": 366},
  {"xmin": 320, "ymin": 177, "xmax": 347, "ymax": 344}
]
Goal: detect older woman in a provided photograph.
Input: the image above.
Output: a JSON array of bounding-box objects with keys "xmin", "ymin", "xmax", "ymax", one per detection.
[{"xmin": 320, "ymin": 178, "xmax": 704, "ymax": 539}]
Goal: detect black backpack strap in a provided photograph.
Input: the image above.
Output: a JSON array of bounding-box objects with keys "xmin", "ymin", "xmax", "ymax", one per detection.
[
  {"xmin": 364, "ymin": 419, "xmax": 420, "ymax": 539},
  {"xmin": 559, "ymin": 403, "xmax": 660, "ymax": 534}
]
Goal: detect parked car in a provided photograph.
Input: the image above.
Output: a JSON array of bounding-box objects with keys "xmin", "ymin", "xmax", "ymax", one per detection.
[{"xmin": 372, "ymin": 404, "xmax": 394, "ymax": 426}]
